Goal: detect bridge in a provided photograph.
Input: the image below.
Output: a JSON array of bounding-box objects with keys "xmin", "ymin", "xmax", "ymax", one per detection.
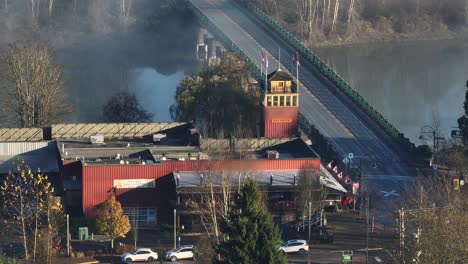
[{"xmin": 187, "ymin": 0, "xmax": 415, "ymax": 199}]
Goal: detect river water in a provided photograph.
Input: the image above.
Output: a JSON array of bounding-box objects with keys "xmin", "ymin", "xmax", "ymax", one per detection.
[{"xmin": 314, "ymin": 40, "xmax": 468, "ymax": 144}]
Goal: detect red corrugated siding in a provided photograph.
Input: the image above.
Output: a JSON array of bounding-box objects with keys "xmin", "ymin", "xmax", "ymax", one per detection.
[
  {"xmin": 82, "ymin": 158, "xmax": 319, "ymax": 219},
  {"xmin": 264, "ymin": 107, "xmax": 299, "ymax": 138}
]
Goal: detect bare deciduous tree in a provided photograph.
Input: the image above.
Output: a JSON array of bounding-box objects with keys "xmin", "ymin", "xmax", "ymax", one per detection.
[
  {"xmin": 48, "ymin": 0, "xmax": 53, "ymax": 17},
  {"xmin": 1, "ymin": 41, "xmax": 72, "ymax": 127},
  {"xmin": 331, "ymin": 0, "xmax": 339, "ymax": 32},
  {"xmin": 395, "ymin": 175, "xmax": 468, "ymax": 263},
  {"xmin": 297, "ymin": 167, "xmax": 328, "ymax": 218},
  {"xmin": 347, "ymin": 0, "xmax": 355, "ymax": 30}
]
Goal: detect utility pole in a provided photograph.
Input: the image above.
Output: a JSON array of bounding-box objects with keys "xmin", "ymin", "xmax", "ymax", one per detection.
[
  {"xmin": 173, "ymin": 209, "xmax": 177, "ymax": 249},
  {"xmin": 66, "ymin": 214, "xmax": 70, "ymax": 257},
  {"xmin": 399, "ymin": 208, "xmax": 405, "ymax": 258},
  {"xmin": 366, "ymin": 193, "xmax": 369, "ymax": 264},
  {"xmin": 308, "ymin": 201, "xmax": 312, "ymax": 241}
]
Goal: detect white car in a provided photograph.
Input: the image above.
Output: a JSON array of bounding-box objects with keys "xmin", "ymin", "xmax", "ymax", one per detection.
[
  {"xmin": 121, "ymin": 248, "xmax": 158, "ymax": 263},
  {"xmin": 277, "ymin": 239, "xmax": 309, "ymax": 255},
  {"xmin": 165, "ymin": 245, "xmax": 195, "ymax": 262}
]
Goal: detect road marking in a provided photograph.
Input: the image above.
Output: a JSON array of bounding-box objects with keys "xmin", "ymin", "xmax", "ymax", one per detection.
[
  {"xmin": 363, "ymin": 174, "xmax": 411, "ymax": 180},
  {"xmin": 380, "ymin": 190, "xmax": 399, "ymax": 197}
]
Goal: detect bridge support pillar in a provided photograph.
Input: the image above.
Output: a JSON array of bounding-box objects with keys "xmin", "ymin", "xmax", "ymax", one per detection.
[
  {"xmin": 196, "ymin": 28, "xmax": 209, "ymax": 63},
  {"xmin": 207, "ymin": 38, "xmax": 220, "ymax": 66}
]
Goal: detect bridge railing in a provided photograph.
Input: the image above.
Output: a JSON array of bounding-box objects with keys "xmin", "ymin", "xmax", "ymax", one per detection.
[
  {"xmin": 240, "ymin": 1, "xmax": 414, "ymax": 153},
  {"xmin": 298, "ymin": 113, "xmax": 338, "ymax": 160}
]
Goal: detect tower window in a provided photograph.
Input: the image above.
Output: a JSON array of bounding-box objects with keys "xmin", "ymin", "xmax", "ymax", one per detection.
[{"xmin": 278, "ymin": 82, "xmax": 284, "ymax": 93}]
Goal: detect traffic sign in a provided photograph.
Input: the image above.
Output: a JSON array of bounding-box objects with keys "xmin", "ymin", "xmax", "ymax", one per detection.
[
  {"xmin": 352, "ymin": 182, "xmax": 360, "ymax": 194},
  {"xmin": 451, "ymin": 129, "xmax": 464, "ymax": 138},
  {"xmin": 342, "ymin": 157, "xmax": 349, "ymax": 164},
  {"xmin": 342, "ymin": 250, "xmax": 353, "ymax": 262},
  {"xmin": 353, "ymin": 182, "xmax": 360, "ymax": 189},
  {"xmin": 348, "ymin": 153, "xmax": 354, "ymax": 159},
  {"xmin": 454, "ymin": 179, "xmax": 460, "ymax": 190},
  {"xmin": 432, "ymin": 164, "xmax": 438, "ymax": 171}
]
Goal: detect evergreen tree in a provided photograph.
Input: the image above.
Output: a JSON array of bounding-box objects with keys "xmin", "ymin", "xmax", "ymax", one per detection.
[
  {"xmin": 457, "ymin": 80, "xmax": 468, "ymax": 145},
  {"xmin": 464, "ymin": 80, "xmax": 468, "ymax": 117},
  {"xmin": 217, "ymin": 179, "xmax": 287, "ymax": 264}
]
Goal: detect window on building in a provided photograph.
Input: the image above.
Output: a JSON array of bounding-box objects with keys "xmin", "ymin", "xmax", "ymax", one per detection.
[
  {"xmin": 273, "ymin": 96, "xmax": 278, "ymax": 106},
  {"xmin": 286, "ymin": 96, "xmax": 291, "ymax": 106},
  {"xmin": 280, "ymin": 96, "xmax": 285, "ymax": 106},
  {"xmin": 267, "ymin": 96, "xmax": 272, "ymax": 106},
  {"xmin": 270, "ymin": 192, "xmax": 285, "ymax": 201},
  {"xmin": 292, "ymin": 95, "xmax": 297, "ymax": 106},
  {"xmin": 123, "ymin": 207, "xmax": 157, "ymax": 226}
]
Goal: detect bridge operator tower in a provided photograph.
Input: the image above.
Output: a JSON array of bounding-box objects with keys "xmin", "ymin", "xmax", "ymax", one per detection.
[{"xmin": 261, "ymin": 69, "xmax": 299, "ymax": 138}]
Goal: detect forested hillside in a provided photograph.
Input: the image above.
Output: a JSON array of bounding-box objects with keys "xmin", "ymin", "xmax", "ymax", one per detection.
[{"xmin": 249, "ymin": 0, "xmax": 468, "ymax": 45}]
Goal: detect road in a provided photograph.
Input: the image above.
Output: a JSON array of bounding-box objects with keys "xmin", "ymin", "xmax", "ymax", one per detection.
[
  {"xmin": 189, "ymin": 0, "xmax": 414, "ymax": 216},
  {"xmin": 88, "ymin": 251, "xmax": 390, "ymax": 264}
]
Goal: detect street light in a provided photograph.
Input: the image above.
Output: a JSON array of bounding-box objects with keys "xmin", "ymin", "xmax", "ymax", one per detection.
[
  {"xmin": 419, "ymin": 126, "xmax": 444, "ymax": 165},
  {"xmin": 173, "ymin": 209, "xmax": 176, "ymax": 249}
]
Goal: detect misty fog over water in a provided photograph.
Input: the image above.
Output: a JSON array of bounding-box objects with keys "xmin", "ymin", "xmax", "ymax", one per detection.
[
  {"xmin": 130, "ymin": 68, "xmax": 186, "ymax": 121},
  {"xmin": 315, "ymin": 40, "xmax": 468, "ymax": 144},
  {"xmin": 0, "ymin": 0, "xmax": 197, "ymax": 123}
]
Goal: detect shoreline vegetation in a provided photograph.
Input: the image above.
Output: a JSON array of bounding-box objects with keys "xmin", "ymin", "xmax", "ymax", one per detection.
[
  {"xmin": 312, "ymin": 29, "xmax": 468, "ymax": 48},
  {"xmin": 248, "ymin": 0, "xmax": 468, "ymax": 48}
]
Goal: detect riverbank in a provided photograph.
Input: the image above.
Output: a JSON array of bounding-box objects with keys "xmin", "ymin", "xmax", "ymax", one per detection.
[{"xmin": 308, "ymin": 28, "xmax": 468, "ymax": 48}]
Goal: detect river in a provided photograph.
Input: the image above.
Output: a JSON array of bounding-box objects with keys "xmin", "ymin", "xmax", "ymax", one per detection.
[{"xmin": 314, "ymin": 40, "xmax": 468, "ymax": 144}]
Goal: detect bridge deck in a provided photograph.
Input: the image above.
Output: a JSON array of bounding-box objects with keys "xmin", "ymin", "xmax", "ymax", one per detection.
[{"xmin": 189, "ymin": 0, "xmax": 411, "ymax": 180}]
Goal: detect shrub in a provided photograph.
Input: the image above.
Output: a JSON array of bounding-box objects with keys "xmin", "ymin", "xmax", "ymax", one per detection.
[
  {"xmin": 72, "ymin": 251, "xmax": 85, "ymax": 258},
  {"xmin": 115, "ymin": 243, "xmax": 135, "ymax": 255},
  {"xmin": 0, "ymin": 251, "xmax": 17, "ymax": 264}
]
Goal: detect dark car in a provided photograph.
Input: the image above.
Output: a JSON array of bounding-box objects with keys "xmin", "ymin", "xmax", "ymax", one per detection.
[{"xmin": 309, "ymin": 226, "xmax": 335, "ymax": 243}]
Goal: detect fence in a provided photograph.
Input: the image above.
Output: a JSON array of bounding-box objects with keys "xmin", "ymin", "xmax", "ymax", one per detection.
[
  {"xmin": 200, "ymin": 137, "xmax": 297, "ymax": 152},
  {"xmin": 51, "ymin": 123, "xmax": 187, "ymax": 139},
  {"xmin": 0, "ymin": 128, "xmax": 43, "ymax": 142}
]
